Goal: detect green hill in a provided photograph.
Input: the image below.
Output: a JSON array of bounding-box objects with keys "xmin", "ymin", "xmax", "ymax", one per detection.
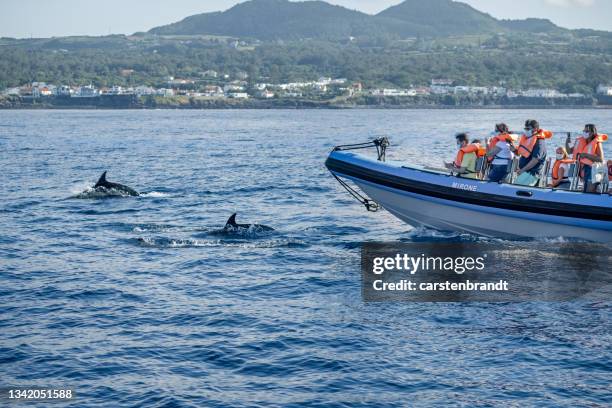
[
  {"xmin": 149, "ymin": 0, "xmax": 380, "ymax": 40},
  {"xmin": 149, "ymin": 0, "xmax": 567, "ymax": 39},
  {"xmin": 376, "ymin": 0, "xmax": 502, "ymax": 37}
]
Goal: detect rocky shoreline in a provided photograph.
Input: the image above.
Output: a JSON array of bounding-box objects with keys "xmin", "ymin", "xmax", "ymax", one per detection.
[{"xmin": 1, "ymin": 94, "xmax": 610, "ymax": 110}]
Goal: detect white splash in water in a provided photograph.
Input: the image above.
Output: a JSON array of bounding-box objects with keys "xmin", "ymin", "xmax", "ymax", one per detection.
[{"xmin": 140, "ymin": 191, "xmax": 170, "ymax": 198}]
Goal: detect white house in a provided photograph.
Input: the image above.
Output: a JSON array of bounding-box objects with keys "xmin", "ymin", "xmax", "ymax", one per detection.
[
  {"xmin": 104, "ymin": 86, "xmax": 124, "ymax": 95},
  {"xmin": 469, "ymin": 86, "xmax": 489, "ymax": 95},
  {"xmin": 202, "ymin": 70, "xmax": 218, "ymax": 78},
  {"xmin": 57, "ymin": 85, "xmax": 73, "ymax": 97},
  {"xmin": 382, "ymin": 89, "xmax": 409, "ymax": 96},
  {"xmin": 430, "ymin": 85, "xmax": 450, "ymax": 95},
  {"xmin": 330, "ymin": 78, "xmax": 347, "ymax": 85},
  {"xmin": 203, "ymin": 85, "xmax": 224, "ymax": 97},
  {"xmin": 522, "ymin": 89, "xmax": 564, "ymax": 98},
  {"xmin": 228, "ymin": 92, "xmax": 249, "ymax": 99},
  {"xmin": 31, "ymin": 82, "xmax": 54, "ymax": 97},
  {"xmin": 2, "ymin": 87, "xmax": 21, "ymax": 96},
  {"xmin": 156, "ymin": 88, "xmax": 175, "ymax": 97},
  {"xmin": 313, "ymin": 83, "xmax": 328, "ymax": 93},
  {"xmin": 431, "ymin": 79, "xmax": 453, "ymax": 86},
  {"xmin": 596, "ymin": 84, "xmax": 612, "ymax": 95},
  {"xmin": 257, "ymin": 90, "xmax": 275, "ymax": 99},
  {"xmin": 224, "ymin": 84, "xmax": 245, "ymax": 93},
  {"xmin": 134, "ymin": 86, "xmax": 155, "ymax": 96},
  {"xmin": 76, "ymin": 85, "xmax": 100, "ymax": 97},
  {"xmin": 453, "ymin": 86, "xmax": 471, "ymax": 94},
  {"xmin": 488, "ymin": 86, "xmax": 507, "ymax": 96}
]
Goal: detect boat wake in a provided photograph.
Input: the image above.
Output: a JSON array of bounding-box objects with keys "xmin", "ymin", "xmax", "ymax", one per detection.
[
  {"xmin": 133, "ymin": 236, "xmax": 304, "ymax": 249},
  {"xmin": 210, "ymin": 225, "xmax": 275, "ymax": 238},
  {"xmin": 402, "ymin": 226, "xmax": 485, "ymax": 242},
  {"xmin": 139, "ymin": 191, "xmax": 171, "ymax": 198},
  {"xmin": 132, "ymin": 224, "xmax": 191, "ymax": 233}
]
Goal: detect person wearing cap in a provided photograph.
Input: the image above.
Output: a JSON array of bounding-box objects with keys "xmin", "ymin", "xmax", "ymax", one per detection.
[
  {"xmin": 566, "ymin": 124, "xmax": 606, "ymax": 193},
  {"xmin": 510, "ymin": 119, "xmax": 549, "ymax": 186},
  {"xmin": 486, "ymin": 123, "xmax": 515, "ymax": 183}
]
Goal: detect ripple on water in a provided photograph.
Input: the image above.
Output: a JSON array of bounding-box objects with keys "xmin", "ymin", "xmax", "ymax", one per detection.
[{"xmin": 1, "ymin": 109, "xmax": 610, "ymax": 407}]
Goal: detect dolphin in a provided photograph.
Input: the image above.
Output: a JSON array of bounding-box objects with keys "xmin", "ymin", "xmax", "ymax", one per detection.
[
  {"xmin": 93, "ymin": 171, "xmax": 139, "ymax": 196},
  {"xmin": 224, "ymin": 213, "xmax": 274, "ymax": 232}
]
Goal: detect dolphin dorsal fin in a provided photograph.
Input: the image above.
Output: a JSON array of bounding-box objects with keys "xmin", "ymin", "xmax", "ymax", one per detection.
[
  {"xmin": 95, "ymin": 171, "xmax": 107, "ymax": 187},
  {"xmin": 226, "ymin": 213, "xmax": 238, "ymax": 228}
]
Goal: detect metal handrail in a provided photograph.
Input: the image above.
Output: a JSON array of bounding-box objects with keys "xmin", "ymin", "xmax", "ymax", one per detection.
[
  {"xmin": 333, "ymin": 137, "xmax": 390, "ymax": 162},
  {"xmin": 539, "ymin": 157, "xmax": 552, "ymax": 188}
]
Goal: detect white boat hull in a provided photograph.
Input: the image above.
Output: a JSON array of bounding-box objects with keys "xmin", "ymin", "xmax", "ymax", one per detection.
[{"xmin": 355, "ymin": 178, "xmax": 612, "ymax": 241}]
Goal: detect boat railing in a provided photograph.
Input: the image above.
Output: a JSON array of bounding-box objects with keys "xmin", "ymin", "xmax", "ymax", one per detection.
[
  {"xmin": 475, "ymin": 156, "xmax": 486, "ymax": 179},
  {"xmin": 539, "ymin": 158, "xmax": 552, "ymax": 188},
  {"xmin": 330, "ymin": 138, "xmax": 390, "ymax": 212},
  {"xmin": 507, "ymin": 158, "xmax": 519, "ymax": 184},
  {"xmin": 333, "ymin": 137, "xmax": 390, "ymax": 162},
  {"xmin": 569, "ymin": 162, "xmax": 581, "ymax": 191},
  {"xmin": 600, "ymin": 173, "xmax": 608, "ymax": 194}
]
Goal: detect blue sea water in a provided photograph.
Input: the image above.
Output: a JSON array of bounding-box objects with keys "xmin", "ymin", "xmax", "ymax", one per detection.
[{"xmin": 0, "ymin": 109, "xmax": 610, "ymax": 407}]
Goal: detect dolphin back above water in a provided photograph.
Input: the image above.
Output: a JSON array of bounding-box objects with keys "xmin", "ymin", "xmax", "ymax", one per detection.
[
  {"xmin": 93, "ymin": 171, "xmax": 139, "ymax": 196},
  {"xmin": 224, "ymin": 213, "xmax": 274, "ymax": 232}
]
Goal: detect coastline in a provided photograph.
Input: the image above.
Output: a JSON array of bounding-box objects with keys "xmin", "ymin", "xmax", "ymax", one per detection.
[
  {"xmin": 1, "ymin": 101, "xmax": 610, "ymax": 110},
  {"xmin": 3, "ymin": 94, "xmax": 611, "ymax": 110},
  {"xmin": 2, "ymin": 105, "xmax": 610, "ymax": 110}
]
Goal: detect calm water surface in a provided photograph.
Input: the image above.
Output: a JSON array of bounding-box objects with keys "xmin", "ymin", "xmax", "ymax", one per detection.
[{"xmin": 0, "ymin": 110, "xmax": 610, "ymax": 407}]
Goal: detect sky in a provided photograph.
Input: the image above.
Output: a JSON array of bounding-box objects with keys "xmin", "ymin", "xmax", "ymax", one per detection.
[{"xmin": 0, "ymin": 0, "xmax": 609, "ymax": 38}]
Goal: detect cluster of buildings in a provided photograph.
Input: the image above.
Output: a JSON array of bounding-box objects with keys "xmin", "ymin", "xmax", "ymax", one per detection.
[
  {"xmin": 0, "ymin": 76, "xmax": 356, "ymax": 101},
  {"xmin": 252, "ymin": 77, "xmax": 359, "ymax": 98},
  {"xmin": 2, "ymin": 76, "xmax": 610, "ymax": 101},
  {"xmin": 1, "ymin": 82, "xmax": 176, "ymax": 99},
  {"xmin": 367, "ymin": 79, "xmax": 594, "ymax": 99}
]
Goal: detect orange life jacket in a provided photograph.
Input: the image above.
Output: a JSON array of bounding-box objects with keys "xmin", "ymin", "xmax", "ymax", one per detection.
[
  {"xmin": 454, "ymin": 143, "xmax": 484, "ymax": 167},
  {"xmin": 516, "ymin": 129, "xmax": 553, "ymax": 159},
  {"xmin": 488, "ymin": 133, "xmax": 513, "ymax": 149},
  {"xmin": 487, "ymin": 133, "xmax": 514, "ymax": 162},
  {"xmin": 573, "ymin": 134, "xmax": 607, "ymax": 166},
  {"xmin": 551, "ymin": 159, "xmax": 574, "ymax": 182}
]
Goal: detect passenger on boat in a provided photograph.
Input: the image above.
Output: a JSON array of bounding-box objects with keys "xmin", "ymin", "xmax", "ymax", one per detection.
[
  {"xmin": 549, "ymin": 147, "xmax": 573, "ymax": 189},
  {"xmin": 445, "ymin": 133, "xmax": 483, "ymax": 179},
  {"xmin": 486, "ymin": 123, "xmax": 515, "ymax": 183},
  {"xmin": 566, "ymin": 124, "xmax": 606, "ymax": 193},
  {"xmin": 511, "ymin": 120, "xmax": 549, "ymax": 186}
]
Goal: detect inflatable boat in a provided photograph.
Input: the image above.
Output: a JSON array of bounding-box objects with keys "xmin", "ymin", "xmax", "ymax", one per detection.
[{"xmin": 326, "ymin": 139, "xmax": 612, "ymax": 242}]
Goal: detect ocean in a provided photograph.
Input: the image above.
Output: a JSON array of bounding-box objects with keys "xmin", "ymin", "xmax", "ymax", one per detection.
[{"xmin": 1, "ymin": 109, "xmax": 610, "ymax": 407}]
